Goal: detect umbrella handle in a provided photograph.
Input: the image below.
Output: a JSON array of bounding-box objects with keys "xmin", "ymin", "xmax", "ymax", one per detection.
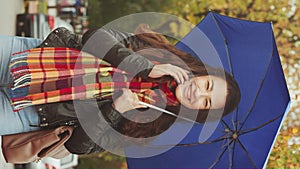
[{"xmin": 138, "ymin": 101, "xmax": 200, "ymax": 124}]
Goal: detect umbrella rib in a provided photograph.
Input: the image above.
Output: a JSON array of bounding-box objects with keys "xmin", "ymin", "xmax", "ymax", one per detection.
[
  {"xmin": 234, "ymin": 106, "xmax": 239, "ymax": 131},
  {"xmin": 209, "ymin": 139, "xmax": 234, "ymax": 169},
  {"xmin": 238, "ymin": 50, "xmax": 274, "ymax": 131},
  {"xmin": 236, "ymin": 138, "xmax": 257, "ymax": 168},
  {"xmin": 226, "ymin": 137, "xmax": 233, "ymax": 169},
  {"xmin": 239, "ymin": 112, "xmax": 284, "ymax": 136},
  {"xmin": 145, "ymin": 134, "xmax": 229, "ymax": 148},
  {"xmin": 230, "ymin": 141, "xmax": 236, "ymax": 169},
  {"xmin": 221, "ymin": 119, "xmax": 232, "ymax": 131},
  {"xmin": 172, "ymin": 134, "xmax": 228, "ymax": 147},
  {"xmin": 231, "ymin": 117, "xmax": 236, "ymax": 132},
  {"xmin": 211, "ymin": 13, "xmax": 234, "ymax": 76}
]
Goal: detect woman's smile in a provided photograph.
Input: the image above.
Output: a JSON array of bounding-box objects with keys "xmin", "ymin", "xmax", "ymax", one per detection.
[
  {"xmin": 184, "ymin": 83, "xmax": 191, "ymax": 101},
  {"xmin": 183, "ymin": 82, "xmax": 198, "ymax": 103}
]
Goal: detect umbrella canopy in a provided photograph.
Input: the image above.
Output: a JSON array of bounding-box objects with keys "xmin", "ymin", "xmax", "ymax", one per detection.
[{"xmin": 126, "ymin": 12, "xmax": 290, "ymax": 168}]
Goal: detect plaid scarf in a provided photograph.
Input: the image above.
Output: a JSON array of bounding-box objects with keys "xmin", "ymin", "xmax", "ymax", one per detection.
[{"xmin": 9, "ymin": 47, "xmax": 178, "ymax": 111}]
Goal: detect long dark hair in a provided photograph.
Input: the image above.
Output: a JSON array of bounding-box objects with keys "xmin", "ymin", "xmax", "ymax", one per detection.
[{"xmin": 82, "ymin": 25, "xmax": 241, "ymax": 140}]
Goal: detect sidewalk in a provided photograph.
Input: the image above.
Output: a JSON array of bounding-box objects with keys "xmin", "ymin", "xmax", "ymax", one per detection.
[
  {"xmin": 0, "ymin": 0, "xmax": 23, "ymax": 35},
  {"xmin": 0, "ymin": 0, "xmax": 23, "ymax": 168},
  {"xmin": 0, "ymin": 158, "xmax": 14, "ymax": 169}
]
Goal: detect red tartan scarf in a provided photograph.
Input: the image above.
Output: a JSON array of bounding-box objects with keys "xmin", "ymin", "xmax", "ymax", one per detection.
[{"xmin": 9, "ymin": 47, "xmax": 178, "ymax": 111}]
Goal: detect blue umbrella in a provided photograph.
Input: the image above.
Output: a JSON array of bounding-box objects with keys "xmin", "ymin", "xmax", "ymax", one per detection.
[{"xmin": 126, "ymin": 12, "xmax": 290, "ymax": 168}]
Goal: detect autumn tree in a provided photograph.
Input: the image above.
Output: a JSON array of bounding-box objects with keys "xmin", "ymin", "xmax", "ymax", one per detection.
[
  {"xmin": 164, "ymin": 1, "xmax": 300, "ymax": 167},
  {"xmin": 85, "ymin": 0, "xmax": 300, "ymax": 168}
]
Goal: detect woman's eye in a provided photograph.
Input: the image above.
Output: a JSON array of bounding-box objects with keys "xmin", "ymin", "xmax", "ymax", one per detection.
[
  {"xmin": 204, "ymin": 98, "xmax": 209, "ymax": 108},
  {"xmin": 205, "ymin": 80, "xmax": 209, "ymax": 90}
]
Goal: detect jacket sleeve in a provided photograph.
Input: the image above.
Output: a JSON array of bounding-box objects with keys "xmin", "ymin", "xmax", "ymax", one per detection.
[
  {"xmin": 37, "ymin": 28, "xmax": 140, "ymax": 154},
  {"xmin": 64, "ymin": 99, "xmax": 125, "ymax": 154},
  {"xmin": 82, "ymin": 28, "xmax": 154, "ymax": 79},
  {"xmin": 34, "ymin": 85, "xmax": 125, "ymax": 155}
]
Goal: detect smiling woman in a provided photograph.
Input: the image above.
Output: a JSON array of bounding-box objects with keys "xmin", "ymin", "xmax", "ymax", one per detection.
[
  {"xmin": 77, "ymin": 24, "xmax": 241, "ymax": 146},
  {"xmin": 1, "ymin": 25, "xmax": 241, "ymax": 156},
  {"xmin": 175, "ymin": 75, "xmax": 227, "ymax": 110}
]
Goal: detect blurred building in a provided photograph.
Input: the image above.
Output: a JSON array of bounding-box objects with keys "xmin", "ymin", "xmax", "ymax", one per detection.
[
  {"xmin": 48, "ymin": 0, "xmax": 89, "ymax": 34},
  {"xmin": 16, "ymin": 0, "xmax": 88, "ymax": 39}
]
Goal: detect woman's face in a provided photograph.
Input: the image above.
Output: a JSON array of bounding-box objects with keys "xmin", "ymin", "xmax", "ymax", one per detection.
[{"xmin": 175, "ymin": 75, "xmax": 227, "ymax": 110}]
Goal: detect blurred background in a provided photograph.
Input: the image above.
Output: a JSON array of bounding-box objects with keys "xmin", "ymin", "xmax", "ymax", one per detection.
[{"xmin": 0, "ymin": 0, "xmax": 299, "ymax": 168}]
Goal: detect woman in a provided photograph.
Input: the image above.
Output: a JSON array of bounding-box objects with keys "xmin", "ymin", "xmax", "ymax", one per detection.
[
  {"xmin": 63, "ymin": 25, "xmax": 240, "ymax": 154},
  {"xmin": 2, "ymin": 25, "xmax": 240, "ymax": 155}
]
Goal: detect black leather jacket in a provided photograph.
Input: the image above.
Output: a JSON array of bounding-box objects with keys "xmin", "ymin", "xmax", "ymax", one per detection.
[{"xmin": 36, "ymin": 27, "xmax": 154, "ymax": 154}]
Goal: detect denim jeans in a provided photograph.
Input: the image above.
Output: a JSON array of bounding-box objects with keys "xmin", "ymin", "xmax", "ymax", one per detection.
[
  {"xmin": 0, "ymin": 89, "xmax": 40, "ymax": 135},
  {"xmin": 0, "ymin": 35, "xmax": 41, "ymax": 135}
]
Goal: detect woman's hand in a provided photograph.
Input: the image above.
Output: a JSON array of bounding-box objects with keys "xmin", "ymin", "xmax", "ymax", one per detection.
[
  {"xmin": 112, "ymin": 89, "xmax": 147, "ymax": 113},
  {"xmin": 148, "ymin": 64, "xmax": 189, "ymax": 84}
]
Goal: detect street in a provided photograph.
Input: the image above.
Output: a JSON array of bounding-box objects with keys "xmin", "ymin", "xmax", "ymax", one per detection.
[{"xmin": 0, "ymin": 1, "xmax": 23, "ymax": 168}]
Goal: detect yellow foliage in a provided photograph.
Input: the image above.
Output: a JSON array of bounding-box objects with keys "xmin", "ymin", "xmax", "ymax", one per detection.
[{"xmin": 266, "ymin": 126, "xmax": 300, "ymax": 168}]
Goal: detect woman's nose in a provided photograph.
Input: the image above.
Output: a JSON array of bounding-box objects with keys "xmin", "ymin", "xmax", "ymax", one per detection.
[
  {"xmin": 199, "ymin": 91, "xmax": 210, "ymax": 97},
  {"xmin": 194, "ymin": 87, "xmax": 209, "ymax": 98}
]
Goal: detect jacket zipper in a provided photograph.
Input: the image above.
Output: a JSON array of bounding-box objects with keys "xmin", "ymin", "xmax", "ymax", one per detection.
[{"xmin": 30, "ymin": 119, "xmax": 78, "ymax": 128}]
